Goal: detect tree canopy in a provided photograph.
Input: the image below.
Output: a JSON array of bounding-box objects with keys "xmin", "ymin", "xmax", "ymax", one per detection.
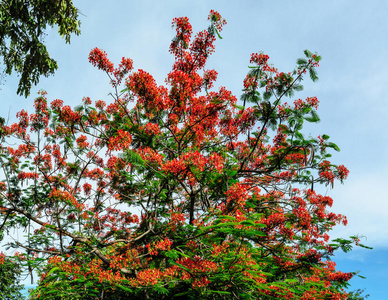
[
  {"xmin": 0, "ymin": 0, "xmax": 80, "ymax": 97},
  {"xmin": 0, "ymin": 253, "xmax": 24, "ymax": 300},
  {"xmin": 0, "ymin": 11, "xmax": 369, "ymax": 299}
]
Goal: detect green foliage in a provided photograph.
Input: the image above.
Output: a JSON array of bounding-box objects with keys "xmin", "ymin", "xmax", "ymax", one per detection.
[
  {"xmin": 0, "ymin": 0, "xmax": 81, "ymax": 97},
  {"xmin": 0, "ymin": 255, "xmax": 24, "ymax": 300}
]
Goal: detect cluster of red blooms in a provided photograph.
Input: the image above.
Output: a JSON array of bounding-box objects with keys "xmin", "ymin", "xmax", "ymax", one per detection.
[
  {"xmin": 108, "ymin": 129, "xmax": 132, "ymax": 152},
  {"xmin": 225, "ymin": 182, "xmax": 249, "ymax": 209},
  {"xmin": 250, "ymin": 53, "xmax": 270, "ymax": 66},
  {"xmin": 146, "ymin": 237, "xmax": 173, "ymax": 256},
  {"xmin": 294, "ymin": 96, "xmax": 319, "ymax": 110},
  {"xmin": 162, "ymin": 150, "xmax": 224, "ymax": 186},
  {"xmin": 0, "ymin": 252, "xmax": 5, "ymax": 264},
  {"xmin": 88, "ymin": 48, "xmax": 114, "ymax": 73}
]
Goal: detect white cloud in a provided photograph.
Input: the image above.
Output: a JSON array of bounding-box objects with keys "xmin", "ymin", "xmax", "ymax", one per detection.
[{"xmin": 328, "ymin": 170, "xmax": 388, "ymax": 247}]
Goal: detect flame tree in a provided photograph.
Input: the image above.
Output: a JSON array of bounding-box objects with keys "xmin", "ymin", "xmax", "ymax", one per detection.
[{"xmin": 0, "ymin": 11, "xmax": 367, "ymax": 300}]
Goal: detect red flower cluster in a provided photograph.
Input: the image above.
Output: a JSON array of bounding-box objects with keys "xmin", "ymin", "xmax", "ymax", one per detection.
[
  {"xmin": 88, "ymin": 48, "xmax": 114, "ymax": 73},
  {"xmin": 108, "ymin": 129, "xmax": 132, "ymax": 152}
]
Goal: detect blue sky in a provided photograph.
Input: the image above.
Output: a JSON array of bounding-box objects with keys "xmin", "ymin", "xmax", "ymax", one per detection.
[{"xmin": 1, "ymin": 1, "xmax": 387, "ymax": 298}]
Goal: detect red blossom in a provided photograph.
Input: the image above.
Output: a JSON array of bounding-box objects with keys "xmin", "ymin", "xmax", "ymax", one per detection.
[
  {"xmin": 336, "ymin": 165, "xmax": 349, "ymax": 181},
  {"xmin": 107, "ymin": 129, "xmax": 132, "ymax": 152},
  {"xmin": 88, "ymin": 48, "xmax": 114, "ymax": 73},
  {"xmin": 76, "ymin": 135, "xmax": 89, "ymax": 148},
  {"xmin": 250, "ymin": 53, "xmax": 270, "ymax": 66}
]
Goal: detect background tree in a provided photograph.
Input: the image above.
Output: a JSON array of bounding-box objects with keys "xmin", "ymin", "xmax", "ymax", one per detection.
[
  {"xmin": 0, "ymin": 252, "xmax": 24, "ymax": 300},
  {"xmin": 0, "ymin": 0, "xmax": 80, "ymax": 97},
  {"xmin": 0, "ymin": 11, "xmax": 370, "ymax": 299}
]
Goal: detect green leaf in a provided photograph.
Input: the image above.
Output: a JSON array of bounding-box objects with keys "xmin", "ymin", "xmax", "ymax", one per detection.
[
  {"xmin": 309, "ymin": 68, "xmax": 318, "ymax": 82},
  {"xmin": 314, "ymin": 55, "xmax": 322, "ymax": 62},
  {"xmin": 295, "ymin": 131, "xmax": 304, "ymax": 140},
  {"xmin": 304, "ymin": 49, "xmax": 313, "ymax": 58},
  {"xmin": 208, "ymin": 290, "xmax": 231, "ymax": 295},
  {"xmin": 263, "ymin": 91, "xmax": 271, "ymax": 101},
  {"xmin": 227, "ymin": 170, "xmax": 238, "ymax": 177},
  {"xmin": 327, "ymin": 142, "xmax": 340, "ymax": 151},
  {"xmin": 293, "ymin": 84, "xmax": 304, "ymax": 92},
  {"xmin": 164, "ymin": 250, "xmax": 179, "ymax": 260},
  {"xmin": 358, "ymin": 244, "xmax": 373, "ymax": 250},
  {"xmin": 215, "ymin": 28, "xmax": 223, "ymax": 39},
  {"xmin": 74, "ymin": 105, "xmax": 84, "ymax": 112},
  {"xmin": 239, "ymin": 220, "xmax": 256, "ymax": 226},
  {"xmin": 46, "ymin": 267, "xmax": 60, "ymax": 277},
  {"xmin": 117, "ymin": 284, "xmax": 133, "ymax": 292},
  {"xmin": 245, "ymin": 229, "xmax": 266, "ymax": 237},
  {"xmin": 125, "ymin": 149, "xmax": 146, "ymax": 166},
  {"xmin": 304, "ymin": 110, "xmax": 320, "ymax": 123},
  {"xmin": 233, "ymin": 104, "xmax": 245, "ymax": 110},
  {"xmin": 218, "ymin": 215, "xmax": 237, "ymax": 221}
]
